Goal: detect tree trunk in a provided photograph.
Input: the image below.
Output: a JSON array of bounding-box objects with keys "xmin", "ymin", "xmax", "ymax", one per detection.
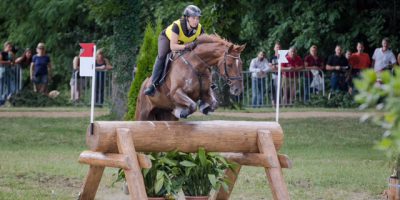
[{"xmin": 110, "ymin": 1, "xmax": 140, "ymax": 119}]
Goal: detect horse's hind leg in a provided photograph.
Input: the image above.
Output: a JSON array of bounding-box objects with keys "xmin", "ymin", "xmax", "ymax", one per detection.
[{"xmin": 171, "ymin": 88, "xmax": 197, "ymax": 119}]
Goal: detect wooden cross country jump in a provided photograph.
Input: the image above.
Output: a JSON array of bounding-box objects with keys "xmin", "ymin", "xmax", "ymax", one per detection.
[{"xmin": 78, "ymin": 121, "xmax": 292, "ymax": 200}]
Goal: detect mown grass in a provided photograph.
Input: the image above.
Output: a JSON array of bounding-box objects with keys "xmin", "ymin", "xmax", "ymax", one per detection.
[
  {"xmin": 0, "ymin": 114, "xmax": 387, "ymax": 200},
  {"xmin": 0, "ymin": 106, "xmax": 109, "ymax": 112}
]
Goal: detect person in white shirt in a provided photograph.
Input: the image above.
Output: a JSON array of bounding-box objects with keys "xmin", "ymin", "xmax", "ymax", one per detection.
[
  {"xmin": 249, "ymin": 51, "xmax": 271, "ymax": 107},
  {"xmin": 372, "ymin": 37, "xmax": 396, "ymax": 72}
]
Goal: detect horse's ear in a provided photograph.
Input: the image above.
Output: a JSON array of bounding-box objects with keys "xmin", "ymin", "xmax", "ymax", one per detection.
[
  {"xmin": 228, "ymin": 44, "xmax": 234, "ymax": 53},
  {"xmin": 238, "ymin": 44, "xmax": 246, "ymax": 52}
]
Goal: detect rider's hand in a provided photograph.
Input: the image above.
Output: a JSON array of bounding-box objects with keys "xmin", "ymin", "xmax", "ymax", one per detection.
[{"xmin": 184, "ymin": 42, "xmax": 197, "ymax": 51}]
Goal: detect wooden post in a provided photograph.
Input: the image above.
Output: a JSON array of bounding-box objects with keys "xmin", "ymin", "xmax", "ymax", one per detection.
[
  {"xmin": 116, "ymin": 128, "xmax": 147, "ymax": 200},
  {"xmin": 257, "ymin": 130, "xmax": 290, "ymax": 200},
  {"xmin": 78, "ymin": 165, "xmax": 105, "ymax": 200},
  {"xmin": 79, "ymin": 151, "xmax": 152, "ymax": 169},
  {"xmin": 220, "ymin": 153, "xmax": 292, "ymax": 169},
  {"xmin": 215, "ymin": 164, "xmax": 242, "ymax": 200}
]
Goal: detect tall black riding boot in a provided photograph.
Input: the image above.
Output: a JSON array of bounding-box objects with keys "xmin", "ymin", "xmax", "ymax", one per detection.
[{"xmin": 144, "ymin": 57, "xmax": 164, "ymax": 96}]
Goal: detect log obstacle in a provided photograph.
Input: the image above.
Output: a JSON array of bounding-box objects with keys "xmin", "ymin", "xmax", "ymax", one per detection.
[{"xmin": 78, "ymin": 121, "xmax": 291, "ymax": 200}]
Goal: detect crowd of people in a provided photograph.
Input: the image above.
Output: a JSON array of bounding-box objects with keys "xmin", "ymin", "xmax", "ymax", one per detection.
[
  {"xmin": 0, "ymin": 41, "xmax": 113, "ymax": 107},
  {"xmin": 0, "ymin": 42, "xmax": 52, "ymax": 105},
  {"xmin": 249, "ymin": 37, "xmax": 400, "ymax": 107}
]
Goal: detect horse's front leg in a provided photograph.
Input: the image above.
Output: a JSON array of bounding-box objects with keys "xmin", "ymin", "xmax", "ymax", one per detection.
[
  {"xmin": 171, "ymin": 88, "xmax": 197, "ymax": 119},
  {"xmin": 199, "ymin": 89, "xmax": 218, "ymax": 115}
]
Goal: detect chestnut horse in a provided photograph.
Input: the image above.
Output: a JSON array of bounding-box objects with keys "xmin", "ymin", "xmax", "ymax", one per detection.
[{"xmin": 135, "ymin": 34, "xmax": 246, "ymax": 121}]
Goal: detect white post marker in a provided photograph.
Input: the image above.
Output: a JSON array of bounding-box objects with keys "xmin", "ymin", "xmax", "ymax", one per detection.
[
  {"xmin": 79, "ymin": 43, "xmax": 96, "ymax": 134},
  {"xmin": 276, "ymin": 50, "xmax": 289, "ymax": 122}
]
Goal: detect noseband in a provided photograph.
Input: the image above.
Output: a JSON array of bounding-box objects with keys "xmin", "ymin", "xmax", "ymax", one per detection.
[{"xmin": 223, "ymin": 50, "xmax": 242, "ymax": 85}]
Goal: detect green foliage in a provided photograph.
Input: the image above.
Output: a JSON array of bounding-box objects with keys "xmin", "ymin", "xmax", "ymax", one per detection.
[
  {"xmin": 9, "ymin": 89, "xmax": 70, "ymax": 107},
  {"xmin": 142, "ymin": 152, "xmax": 184, "ymax": 198},
  {"xmin": 178, "ymin": 148, "xmax": 235, "ymax": 196},
  {"xmin": 300, "ymin": 92, "xmax": 358, "ymax": 108},
  {"xmin": 125, "ymin": 20, "xmax": 161, "ymax": 120},
  {"xmin": 355, "ymin": 69, "xmax": 400, "ymax": 176}
]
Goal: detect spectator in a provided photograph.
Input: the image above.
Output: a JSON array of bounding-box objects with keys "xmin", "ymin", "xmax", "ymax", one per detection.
[
  {"xmin": 0, "ymin": 42, "xmax": 13, "ymax": 105},
  {"xmin": 70, "ymin": 55, "xmax": 83, "ymax": 102},
  {"xmin": 349, "ymin": 42, "xmax": 371, "ymax": 77},
  {"xmin": 345, "ymin": 50, "xmax": 352, "ymax": 60},
  {"xmin": 372, "ymin": 37, "xmax": 396, "ymax": 73},
  {"xmin": 281, "ymin": 46, "xmax": 303, "ymax": 105},
  {"xmin": 348, "ymin": 42, "xmax": 371, "ymax": 94},
  {"xmin": 249, "ymin": 51, "xmax": 270, "ymax": 107},
  {"xmin": 7, "ymin": 46, "xmax": 18, "ymax": 99},
  {"xmin": 95, "ymin": 48, "xmax": 112, "ymax": 106},
  {"xmin": 15, "ymin": 48, "xmax": 33, "ymax": 89},
  {"xmin": 269, "ymin": 42, "xmax": 281, "ymax": 106},
  {"xmin": 30, "ymin": 43, "xmax": 52, "ymax": 95},
  {"xmin": 326, "ymin": 45, "xmax": 349, "ymax": 93},
  {"xmin": 304, "ymin": 45, "xmax": 324, "ymax": 99}
]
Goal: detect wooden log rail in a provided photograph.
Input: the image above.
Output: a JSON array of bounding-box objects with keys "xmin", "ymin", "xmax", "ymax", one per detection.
[{"xmin": 86, "ymin": 121, "xmax": 284, "ymax": 153}]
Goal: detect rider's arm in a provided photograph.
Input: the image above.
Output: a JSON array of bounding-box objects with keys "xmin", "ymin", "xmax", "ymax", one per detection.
[{"xmin": 169, "ymin": 32, "xmax": 186, "ymax": 51}]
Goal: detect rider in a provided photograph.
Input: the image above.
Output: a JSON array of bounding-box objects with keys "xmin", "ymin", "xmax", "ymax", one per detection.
[{"xmin": 144, "ymin": 5, "xmax": 205, "ymax": 96}]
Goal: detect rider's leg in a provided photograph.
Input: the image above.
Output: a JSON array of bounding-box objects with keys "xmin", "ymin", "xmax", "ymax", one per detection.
[
  {"xmin": 144, "ymin": 34, "xmax": 171, "ymax": 96},
  {"xmin": 144, "ymin": 57, "xmax": 164, "ymax": 96}
]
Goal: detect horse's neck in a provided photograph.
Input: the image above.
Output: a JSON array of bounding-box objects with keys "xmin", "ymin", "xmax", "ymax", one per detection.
[{"xmin": 192, "ymin": 44, "xmax": 223, "ymax": 70}]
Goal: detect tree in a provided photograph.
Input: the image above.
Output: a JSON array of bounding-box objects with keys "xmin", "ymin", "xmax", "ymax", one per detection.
[
  {"xmin": 125, "ymin": 21, "xmax": 161, "ymax": 120},
  {"xmin": 85, "ymin": 0, "xmax": 141, "ymax": 119}
]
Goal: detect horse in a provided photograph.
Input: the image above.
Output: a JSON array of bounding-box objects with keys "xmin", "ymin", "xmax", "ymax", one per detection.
[{"xmin": 135, "ymin": 34, "xmax": 246, "ymax": 121}]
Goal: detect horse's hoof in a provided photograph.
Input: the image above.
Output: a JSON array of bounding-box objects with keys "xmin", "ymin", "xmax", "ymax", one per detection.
[
  {"xmin": 180, "ymin": 109, "xmax": 189, "ymax": 118},
  {"xmin": 202, "ymin": 107, "xmax": 211, "ymax": 115}
]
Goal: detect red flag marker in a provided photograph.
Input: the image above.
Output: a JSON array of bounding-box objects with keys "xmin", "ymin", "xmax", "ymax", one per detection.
[{"xmin": 80, "ymin": 43, "xmax": 95, "ymax": 57}]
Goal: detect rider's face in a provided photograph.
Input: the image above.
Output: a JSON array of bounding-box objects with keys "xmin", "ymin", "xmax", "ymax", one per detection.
[{"xmin": 187, "ymin": 16, "xmax": 200, "ymax": 28}]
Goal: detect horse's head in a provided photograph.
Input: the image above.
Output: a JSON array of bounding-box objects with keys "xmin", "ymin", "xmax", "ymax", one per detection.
[{"xmin": 217, "ymin": 44, "xmax": 246, "ymax": 96}]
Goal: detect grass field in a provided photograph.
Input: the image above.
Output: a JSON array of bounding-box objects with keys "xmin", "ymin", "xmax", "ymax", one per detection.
[{"xmin": 0, "ymin": 112, "xmax": 388, "ymax": 200}]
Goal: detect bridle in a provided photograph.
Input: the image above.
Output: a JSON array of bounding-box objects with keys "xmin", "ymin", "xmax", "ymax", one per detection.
[
  {"xmin": 222, "ymin": 49, "xmax": 242, "ymax": 85},
  {"xmin": 184, "ymin": 46, "xmax": 242, "ymax": 86}
]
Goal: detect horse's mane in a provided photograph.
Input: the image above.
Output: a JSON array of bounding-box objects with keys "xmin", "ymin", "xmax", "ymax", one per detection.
[{"xmin": 196, "ymin": 34, "xmax": 235, "ymax": 46}]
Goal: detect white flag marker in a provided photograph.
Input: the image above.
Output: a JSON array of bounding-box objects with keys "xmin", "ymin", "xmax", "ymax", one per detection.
[
  {"xmin": 79, "ymin": 43, "xmax": 96, "ymax": 133},
  {"xmin": 276, "ymin": 50, "xmax": 289, "ymax": 122}
]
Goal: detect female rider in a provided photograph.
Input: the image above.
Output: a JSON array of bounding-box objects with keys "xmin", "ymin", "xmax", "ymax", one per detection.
[{"xmin": 144, "ymin": 5, "xmax": 205, "ymax": 96}]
